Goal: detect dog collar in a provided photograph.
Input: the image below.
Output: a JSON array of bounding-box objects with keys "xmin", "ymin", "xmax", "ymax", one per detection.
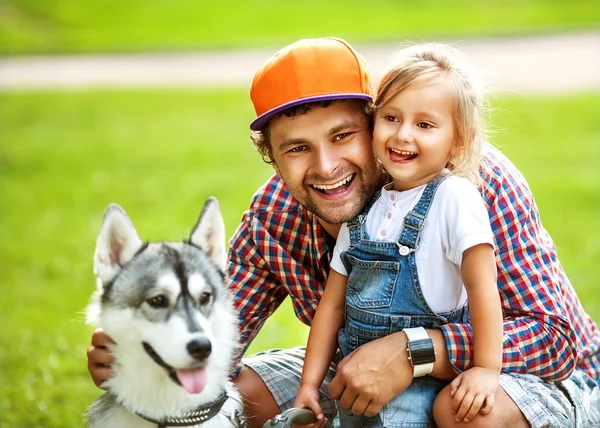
[{"xmin": 132, "ymin": 390, "xmax": 242, "ymax": 427}]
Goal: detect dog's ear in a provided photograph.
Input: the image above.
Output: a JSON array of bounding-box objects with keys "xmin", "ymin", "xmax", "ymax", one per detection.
[
  {"xmin": 94, "ymin": 204, "xmax": 144, "ymax": 284},
  {"xmin": 190, "ymin": 197, "xmax": 226, "ymax": 271}
]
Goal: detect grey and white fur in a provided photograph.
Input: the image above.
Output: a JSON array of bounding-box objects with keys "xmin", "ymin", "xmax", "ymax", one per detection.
[{"xmin": 86, "ymin": 197, "xmax": 242, "ymax": 427}]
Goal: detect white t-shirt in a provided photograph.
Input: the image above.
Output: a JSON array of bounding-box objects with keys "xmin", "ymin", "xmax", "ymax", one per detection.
[{"xmin": 331, "ymin": 176, "xmax": 495, "ymax": 313}]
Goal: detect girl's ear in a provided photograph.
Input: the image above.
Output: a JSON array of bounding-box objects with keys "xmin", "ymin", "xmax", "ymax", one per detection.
[
  {"xmin": 451, "ymin": 127, "xmax": 475, "ymax": 158},
  {"xmin": 449, "ymin": 137, "xmax": 462, "ymax": 161},
  {"xmin": 450, "ymin": 142, "xmax": 463, "ymax": 158}
]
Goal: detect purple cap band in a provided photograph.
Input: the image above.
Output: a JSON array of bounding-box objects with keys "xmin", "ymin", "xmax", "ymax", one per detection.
[{"xmin": 250, "ymin": 93, "xmax": 373, "ymax": 131}]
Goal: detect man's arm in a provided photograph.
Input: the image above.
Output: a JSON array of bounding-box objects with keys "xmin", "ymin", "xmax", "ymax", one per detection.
[
  {"xmin": 439, "ymin": 148, "xmax": 578, "ymax": 381},
  {"xmin": 328, "ymin": 329, "xmax": 455, "ymax": 417},
  {"xmin": 227, "ymin": 211, "xmax": 287, "ymax": 379}
]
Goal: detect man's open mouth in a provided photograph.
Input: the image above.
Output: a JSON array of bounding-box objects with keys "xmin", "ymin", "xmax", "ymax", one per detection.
[
  {"xmin": 143, "ymin": 342, "xmax": 207, "ymax": 394},
  {"xmin": 310, "ymin": 173, "xmax": 355, "ymax": 195},
  {"xmin": 389, "ymin": 148, "xmax": 418, "ymax": 161}
]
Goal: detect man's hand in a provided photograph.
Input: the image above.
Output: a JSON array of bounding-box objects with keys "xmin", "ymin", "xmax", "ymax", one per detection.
[
  {"xmin": 87, "ymin": 328, "xmax": 115, "ymax": 389},
  {"xmin": 327, "ymin": 332, "xmax": 412, "ymax": 417}
]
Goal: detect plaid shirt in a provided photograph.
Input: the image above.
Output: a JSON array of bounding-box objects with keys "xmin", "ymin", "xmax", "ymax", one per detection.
[{"xmin": 228, "ymin": 144, "xmax": 600, "ymax": 382}]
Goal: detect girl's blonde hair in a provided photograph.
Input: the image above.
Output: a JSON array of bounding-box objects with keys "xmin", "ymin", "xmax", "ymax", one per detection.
[{"xmin": 375, "ymin": 43, "xmax": 488, "ymax": 185}]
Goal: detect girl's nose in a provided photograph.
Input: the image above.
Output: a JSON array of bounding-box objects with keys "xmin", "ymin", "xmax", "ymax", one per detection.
[{"xmin": 397, "ymin": 124, "xmax": 414, "ymax": 144}]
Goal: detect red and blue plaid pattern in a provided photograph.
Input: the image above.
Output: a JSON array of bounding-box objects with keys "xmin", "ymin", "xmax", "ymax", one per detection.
[{"xmin": 228, "ymin": 144, "xmax": 600, "ymax": 382}]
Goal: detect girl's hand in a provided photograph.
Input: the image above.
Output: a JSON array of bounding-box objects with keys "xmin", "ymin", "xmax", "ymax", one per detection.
[
  {"xmin": 293, "ymin": 385, "xmax": 325, "ymax": 422},
  {"xmin": 449, "ymin": 366, "xmax": 499, "ymax": 423}
]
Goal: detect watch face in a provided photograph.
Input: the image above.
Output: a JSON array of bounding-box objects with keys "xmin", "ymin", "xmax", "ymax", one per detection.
[{"xmin": 409, "ymin": 338, "xmax": 436, "ymax": 366}]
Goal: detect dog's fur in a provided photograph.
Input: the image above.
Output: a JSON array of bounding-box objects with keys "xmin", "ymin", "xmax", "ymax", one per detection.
[{"xmin": 86, "ymin": 198, "xmax": 242, "ymax": 427}]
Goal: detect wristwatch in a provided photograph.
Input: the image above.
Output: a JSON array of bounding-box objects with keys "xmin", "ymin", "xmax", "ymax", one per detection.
[{"xmin": 404, "ymin": 327, "xmax": 436, "ymax": 377}]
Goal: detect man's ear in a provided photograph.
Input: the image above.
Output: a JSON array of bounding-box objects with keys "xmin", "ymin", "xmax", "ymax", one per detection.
[
  {"xmin": 273, "ymin": 162, "xmax": 281, "ymax": 177},
  {"xmin": 94, "ymin": 204, "xmax": 143, "ymax": 284}
]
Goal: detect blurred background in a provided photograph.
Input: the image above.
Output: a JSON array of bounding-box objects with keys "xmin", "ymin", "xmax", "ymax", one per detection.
[{"xmin": 0, "ymin": 0, "xmax": 599, "ymax": 426}]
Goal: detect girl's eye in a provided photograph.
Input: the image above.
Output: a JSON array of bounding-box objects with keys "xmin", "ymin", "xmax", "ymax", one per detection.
[
  {"xmin": 417, "ymin": 122, "xmax": 432, "ymax": 129},
  {"xmin": 384, "ymin": 115, "xmax": 397, "ymax": 122},
  {"xmin": 147, "ymin": 295, "xmax": 169, "ymax": 308},
  {"xmin": 199, "ymin": 292, "xmax": 212, "ymax": 305}
]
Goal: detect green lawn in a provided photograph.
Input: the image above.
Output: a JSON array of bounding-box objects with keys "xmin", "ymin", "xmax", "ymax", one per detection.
[
  {"xmin": 1, "ymin": 0, "xmax": 599, "ymax": 55},
  {"xmin": 0, "ymin": 90, "xmax": 598, "ymax": 427}
]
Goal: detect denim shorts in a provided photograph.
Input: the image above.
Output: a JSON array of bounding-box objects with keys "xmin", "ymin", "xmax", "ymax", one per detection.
[{"xmin": 243, "ymin": 347, "xmax": 600, "ymax": 428}]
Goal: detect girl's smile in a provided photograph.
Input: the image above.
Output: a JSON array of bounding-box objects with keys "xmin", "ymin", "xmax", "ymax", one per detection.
[
  {"xmin": 373, "ymin": 78, "xmax": 457, "ymax": 192},
  {"xmin": 389, "ymin": 148, "xmax": 418, "ymax": 162}
]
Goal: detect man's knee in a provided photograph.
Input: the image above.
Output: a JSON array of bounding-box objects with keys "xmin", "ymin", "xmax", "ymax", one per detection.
[
  {"xmin": 433, "ymin": 384, "xmax": 528, "ymax": 428},
  {"xmin": 236, "ymin": 366, "xmax": 281, "ymax": 428}
]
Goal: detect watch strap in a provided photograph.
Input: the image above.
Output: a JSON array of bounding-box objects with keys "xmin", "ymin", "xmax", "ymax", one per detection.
[{"xmin": 404, "ymin": 327, "xmax": 435, "ymax": 377}]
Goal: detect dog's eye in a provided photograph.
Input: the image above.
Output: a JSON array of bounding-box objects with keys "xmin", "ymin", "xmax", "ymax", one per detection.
[
  {"xmin": 147, "ymin": 295, "xmax": 169, "ymax": 308},
  {"xmin": 199, "ymin": 292, "xmax": 212, "ymax": 305}
]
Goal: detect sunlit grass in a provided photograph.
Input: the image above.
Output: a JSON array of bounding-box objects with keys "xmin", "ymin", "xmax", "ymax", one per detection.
[{"xmin": 1, "ymin": 0, "xmax": 599, "ymax": 55}]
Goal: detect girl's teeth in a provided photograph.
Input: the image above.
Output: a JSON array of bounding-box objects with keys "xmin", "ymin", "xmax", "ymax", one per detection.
[{"xmin": 390, "ymin": 148, "xmax": 416, "ymax": 156}]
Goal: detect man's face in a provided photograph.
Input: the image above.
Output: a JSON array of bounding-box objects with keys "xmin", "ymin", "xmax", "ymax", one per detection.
[{"xmin": 269, "ymin": 100, "xmax": 382, "ymax": 226}]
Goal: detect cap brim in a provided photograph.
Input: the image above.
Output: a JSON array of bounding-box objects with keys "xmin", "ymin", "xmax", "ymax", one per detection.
[{"xmin": 250, "ymin": 94, "xmax": 373, "ymax": 131}]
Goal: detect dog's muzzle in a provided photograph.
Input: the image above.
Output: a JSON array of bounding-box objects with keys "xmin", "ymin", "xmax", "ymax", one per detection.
[{"xmin": 142, "ymin": 342, "xmax": 182, "ymax": 387}]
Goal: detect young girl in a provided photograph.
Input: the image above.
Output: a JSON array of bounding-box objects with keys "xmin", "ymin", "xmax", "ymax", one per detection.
[{"xmin": 294, "ymin": 43, "xmax": 503, "ymax": 427}]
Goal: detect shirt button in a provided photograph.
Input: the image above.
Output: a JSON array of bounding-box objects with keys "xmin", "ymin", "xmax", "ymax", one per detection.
[
  {"xmin": 390, "ymin": 194, "xmax": 396, "ymax": 201},
  {"xmin": 381, "ymin": 229, "xmax": 386, "ymax": 237},
  {"xmin": 387, "ymin": 212, "xmax": 392, "ymax": 219}
]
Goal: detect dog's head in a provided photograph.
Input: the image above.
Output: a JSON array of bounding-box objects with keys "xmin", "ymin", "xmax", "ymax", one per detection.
[{"xmin": 88, "ymin": 197, "xmax": 237, "ymax": 397}]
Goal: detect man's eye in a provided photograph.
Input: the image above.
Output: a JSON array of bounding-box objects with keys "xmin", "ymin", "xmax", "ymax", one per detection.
[
  {"xmin": 289, "ymin": 146, "xmax": 307, "ymax": 153},
  {"xmin": 417, "ymin": 122, "xmax": 432, "ymax": 129},
  {"xmin": 335, "ymin": 132, "xmax": 351, "ymax": 141}
]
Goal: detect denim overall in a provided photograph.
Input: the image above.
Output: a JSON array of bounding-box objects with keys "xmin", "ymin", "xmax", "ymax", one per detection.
[{"xmin": 334, "ymin": 175, "xmax": 470, "ymax": 428}]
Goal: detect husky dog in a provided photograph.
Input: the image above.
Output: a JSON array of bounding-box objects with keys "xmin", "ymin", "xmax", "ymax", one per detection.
[{"xmin": 86, "ymin": 198, "xmax": 244, "ymax": 427}]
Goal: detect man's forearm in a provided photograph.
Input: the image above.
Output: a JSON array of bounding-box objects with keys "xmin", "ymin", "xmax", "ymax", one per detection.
[
  {"xmin": 439, "ymin": 319, "xmax": 577, "ymax": 381},
  {"xmin": 426, "ymin": 329, "xmax": 457, "ymax": 380},
  {"xmin": 392, "ymin": 329, "xmax": 456, "ymax": 381}
]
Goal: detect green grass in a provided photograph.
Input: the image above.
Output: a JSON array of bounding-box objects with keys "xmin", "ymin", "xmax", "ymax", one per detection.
[
  {"xmin": 1, "ymin": 0, "xmax": 599, "ymax": 55},
  {"xmin": 0, "ymin": 89, "xmax": 598, "ymax": 427}
]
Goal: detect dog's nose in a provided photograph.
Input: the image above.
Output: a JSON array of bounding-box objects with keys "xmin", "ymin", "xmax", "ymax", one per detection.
[{"xmin": 187, "ymin": 338, "xmax": 212, "ymax": 360}]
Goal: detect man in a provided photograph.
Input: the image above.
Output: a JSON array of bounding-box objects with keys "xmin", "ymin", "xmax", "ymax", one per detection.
[{"xmin": 89, "ymin": 38, "xmax": 600, "ymax": 427}]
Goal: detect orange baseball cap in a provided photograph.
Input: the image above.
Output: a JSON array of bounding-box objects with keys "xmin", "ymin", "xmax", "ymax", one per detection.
[{"xmin": 250, "ymin": 37, "xmax": 373, "ymax": 131}]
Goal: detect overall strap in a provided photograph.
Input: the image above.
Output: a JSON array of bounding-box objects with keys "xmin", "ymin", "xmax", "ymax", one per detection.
[
  {"xmin": 397, "ymin": 174, "xmax": 449, "ymax": 253},
  {"xmin": 347, "ymin": 189, "xmax": 381, "ymax": 247}
]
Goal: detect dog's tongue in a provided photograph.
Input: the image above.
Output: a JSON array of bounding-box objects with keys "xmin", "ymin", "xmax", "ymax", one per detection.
[{"xmin": 175, "ymin": 367, "xmax": 207, "ymax": 394}]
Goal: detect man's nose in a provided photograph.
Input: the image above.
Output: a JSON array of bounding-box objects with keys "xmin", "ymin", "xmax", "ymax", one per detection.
[{"xmin": 314, "ymin": 145, "xmax": 341, "ymax": 177}]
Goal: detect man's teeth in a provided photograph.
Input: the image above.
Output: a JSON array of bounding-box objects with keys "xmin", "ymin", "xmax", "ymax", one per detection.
[
  {"xmin": 312, "ymin": 175, "xmax": 352, "ymax": 190},
  {"xmin": 390, "ymin": 148, "xmax": 416, "ymax": 156}
]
